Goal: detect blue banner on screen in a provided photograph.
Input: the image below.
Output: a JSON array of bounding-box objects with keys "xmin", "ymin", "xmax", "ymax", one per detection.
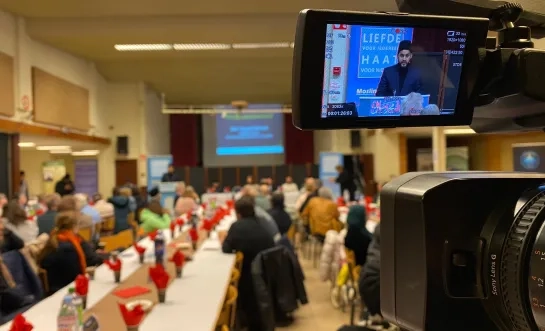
[
  {"xmin": 321, "ymin": 24, "xmax": 467, "ymax": 118},
  {"xmin": 74, "ymin": 159, "xmax": 98, "ymax": 196},
  {"xmin": 147, "ymin": 155, "xmax": 173, "ymax": 207},
  {"xmin": 319, "ymin": 152, "xmax": 343, "ymax": 199},
  {"xmin": 215, "ymin": 105, "xmax": 284, "ymax": 156}
]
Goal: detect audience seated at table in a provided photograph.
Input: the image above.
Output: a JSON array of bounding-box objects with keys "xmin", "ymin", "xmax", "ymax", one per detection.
[
  {"xmin": 267, "ymin": 192, "xmax": 292, "ymax": 236},
  {"xmin": 241, "ymin": 185, "xmax": 280, "ymax": 242},
  {"xmin": 58, "ymin": 195, "xmax": 93, "ymax": 230},
  {"xmin": 38, "ymin": 211, "xmax": 103, "ymax": 295},
  {"xmin": 120, "ymin": 187, "xmax": 137, "ymax": 213},
  {"xmin": 75, "ymin": 194, "xmax": 101, "ymax": 226},
  {"xmin": 280, "ymin": 175, "xmax": 298, "ymax": 193},
  {"xmin": 295, "ymin": 178, "xmax": 318, "ymax": 213},
  {"xmin": 37, "ymin": 194, "xmax": 61, "ymax": 235},
  {"xmin": 15, "ymin": 193, "xmax": 27, "ymax": 209},
  {"xmin": 301, "ymin": 187, "xmax": 342, "ymax": 239},
  {"xmin": 33, "ymin": 194, "xmax": 47, "ymax": 216},
  {"xmin": 343, "ymin": 205, "xmax": 372, "ymax": 266},
  {"xmin": 130, "ymin": 185, "xmax": 146, "ymax": 224},
  {"xmin": 221, "ymin": 196, "xmax": 275, "ymax": 331},
  {"xmin": 140, "ymin": 200, "xmax": 171, "ymax": 234},
  {"xmin": 148, "ymin": 186, "xmax": 161, "ymax": 203},
  {"xmin": 255, "ymin": 184, "xmax": 271, "ymax": 210},
  {"xmin": 108, "ymin": 188, "xmax": 131, "ymax": 234},
  {"xmin": 0, "ymin": 194, "xmax": 6, "ymax": 217},
  {"xmin": 173, "ymin": 182, "xmax": 186, "ymax": 211},
  {"xmin": 2, "ymin": 200, "xmax": 38, "ymax": 244},
  {"xmin": 174, "ymin": 187, "xmax": 198, "ymax": 217},
  {"xmin": 91, "ymin": 193, "xmax": 114, "ymax": 219}
]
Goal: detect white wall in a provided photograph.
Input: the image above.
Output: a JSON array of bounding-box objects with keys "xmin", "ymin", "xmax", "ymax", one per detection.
[
  {"xmin": 143, "ymin": 85, "xmax": 170, "ymax": 156},
  {"xmin": 0, "ymin": 11, "xmax": 16, "ymax": 56}
]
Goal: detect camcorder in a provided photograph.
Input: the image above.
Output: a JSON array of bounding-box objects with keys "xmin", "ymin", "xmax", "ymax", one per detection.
[{"xmin": 292, "ymin": 1, "xmax": 545, "ymax": 330}]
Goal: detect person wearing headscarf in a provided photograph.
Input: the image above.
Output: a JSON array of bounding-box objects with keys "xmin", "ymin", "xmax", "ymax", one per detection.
[{"xmin": 343, "ymin": 205, "xmax": 373, "ymax": 266}]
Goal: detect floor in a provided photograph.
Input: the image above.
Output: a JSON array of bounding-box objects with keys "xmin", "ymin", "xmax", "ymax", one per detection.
[{"xmin": 278, "ymin": 256, "xmax": 353, "ymax": 331}]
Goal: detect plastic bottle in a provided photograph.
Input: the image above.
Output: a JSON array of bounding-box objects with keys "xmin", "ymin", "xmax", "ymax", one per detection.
[
  {"xmin": 154, "ymin": 230, "xmax": 165, "ymax": 265},
  {"xmin": 69, "ymin": 287, "xmax": 84, "ymax": 327},
  {"xmin": 57, "ymin": 296, "xmax": 78, "ymax": 331}
]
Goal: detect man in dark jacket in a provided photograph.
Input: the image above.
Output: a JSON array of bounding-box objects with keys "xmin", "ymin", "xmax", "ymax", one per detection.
[
  {"xmin": 267, "ymin": 193, "xmax": 292, "ymax": 236},
  {"xmin": 334, "ymin": 165, "xmax": 356, "ymax": 201},
  {"xmin": 222, "ymin": 196, "xmax": 275, "ymax": 331},
  {"xmin": 161, "ymin": 164, "xmax": 181, "ymax": 182},
  {"xmin": 359, "ymin": 225, "xmax": 397, "ymax": 330},
  {"xmin": 55, "ymin": 174, "xmax": 75, "ymax": 196}
]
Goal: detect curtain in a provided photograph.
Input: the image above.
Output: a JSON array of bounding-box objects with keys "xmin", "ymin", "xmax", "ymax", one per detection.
[
  {"xmin": 169, "ymin": 114, "xmax": 198, "ymax": 167},
  {"xmin": 284, "ymin": 113, "xmax": 314, "ymax": 164}
]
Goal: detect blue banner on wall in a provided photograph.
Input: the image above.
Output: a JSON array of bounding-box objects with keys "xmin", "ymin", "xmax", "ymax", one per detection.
[
  {"xmin": 74, "ymin": 159, "xmax": 98, "ymax": 197},
  {"xmin": 345, "ymin": 26, "xmax": 413, "ymax": 104},
  {"xmin": 147, "ymin": 155, "xmax": 173, "ymax": 206},
  {"xmin": 319, "ymin": 152, "xmax": 344, "ymax": 198}
]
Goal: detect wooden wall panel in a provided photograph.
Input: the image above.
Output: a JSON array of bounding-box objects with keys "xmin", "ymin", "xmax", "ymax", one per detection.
[
  {"xmin": 0, "ymin": 53, "xmax": 14, "ymax": 116},
  {"xmin": 32, "ymin": 68, "xmax": 90, "ymax": 131},
  {"xmin": 398, "ymin": 134, "xmax": 408, "ymax": 174}
]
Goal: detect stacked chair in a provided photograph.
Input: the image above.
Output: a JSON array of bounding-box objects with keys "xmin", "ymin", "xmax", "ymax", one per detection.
[{"xmin": 216, "ymin": 252, "xmax": 243, "ymax": 331}]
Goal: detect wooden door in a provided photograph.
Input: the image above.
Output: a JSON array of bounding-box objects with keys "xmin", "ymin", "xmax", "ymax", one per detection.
[
  {"xmin": 360, "ymin": 154, "xmax": 376, "ymax": 196},
  {"xmin": 115, "ymin": 160, "xmax": 138, "ymax": 187}
]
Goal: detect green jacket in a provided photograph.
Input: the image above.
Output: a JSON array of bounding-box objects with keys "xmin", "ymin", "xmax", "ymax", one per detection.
[{"xmin": 139, "ymin": 208, "xmax": 171, "ymax": 234}]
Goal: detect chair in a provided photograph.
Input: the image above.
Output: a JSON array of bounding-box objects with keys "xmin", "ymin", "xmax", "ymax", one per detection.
[
  {"xmin": 230, "ymin": 269, "xmax": 240, "ymax": 288},
  {"xmin": 100, "ymin": 229, "xmax": 134, "ymax": 252},
  {"xmin": 101, "ymin": 216, "xmax": 115, "ymax": 233},
  {"xmin": 78, "ymin": 227, "xmax": 92, "ymax": 241},
  {"xmin": 235, "ymin": 252, "xmax": 243, "ymax": 271},
  {"xmin": 216, "ymin": 285, "xmax": 238, "ymax": 330},
  {"xmin": 37, "ymin": 268, "xmax": 49, "ymax": 294},
  {"xmin": 220, "ymin": 325, "xmax": 229, "ymax": 331}
]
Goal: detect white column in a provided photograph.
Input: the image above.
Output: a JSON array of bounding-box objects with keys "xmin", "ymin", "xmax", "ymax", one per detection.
[{"xmin": 432, "ymin": 127, "xmax": 447, "ymax": 172}]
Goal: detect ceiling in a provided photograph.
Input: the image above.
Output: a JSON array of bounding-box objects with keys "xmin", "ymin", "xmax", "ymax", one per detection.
[
  {"xmin": 19, "ymin": 134, "xmax": 105, "ymax": 152},
  {"xmin": 0, "ymin": 0, "xmax": 399, "ymax": 105}
]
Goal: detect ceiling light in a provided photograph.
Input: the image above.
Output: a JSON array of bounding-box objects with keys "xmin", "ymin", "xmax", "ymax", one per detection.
[
  {"xmin": 444, "ymin": 128, "xmax": 476, "ymax": 135},
  {"xmin": 50, "ymin": 150, "xmax": 72, "ymax": 154},
  {"xmin": 114, "ymin": 44, "xmax": 173, "ymax": 52},
  {"xmin": 72, "ymin": 150, "xmax": 100, "ymax": 156},
  {"xmin": 18, "ymin": 142, "xmax": 35, "ymax": 147},
  {"xmin": 232, "ymin": 42, "xmax": 292, "ymax": 49},
  {"xmin": 173, "ymin": 43, "xmax": 231, "ymax": 51},
  {"xmin": 36, "ymin": 146, "xmax": 71, "ymax": 151}
]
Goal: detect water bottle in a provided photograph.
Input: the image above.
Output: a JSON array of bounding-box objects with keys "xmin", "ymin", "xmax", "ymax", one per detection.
[
  {"xmin": 154, "ymin": 230, "xmax": 165, "ymax": 266},
  {"xmin": 69, "ymin": 288, "xmax": 84, "ymax": 327},
  {"xmin": 57, "ymin": 296, "xmax": 78, "ymax": 331}
]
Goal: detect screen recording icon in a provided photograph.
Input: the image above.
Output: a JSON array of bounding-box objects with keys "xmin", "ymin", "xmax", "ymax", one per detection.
[{"xmin": 447, "ymin": 31, "xmax": 455, "ymax": 37}]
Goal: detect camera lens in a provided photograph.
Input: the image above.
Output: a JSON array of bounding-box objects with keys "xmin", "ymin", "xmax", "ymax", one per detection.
[{"xmin": 529, "ymin": 218, "xmax": 545, "ymax": 328}]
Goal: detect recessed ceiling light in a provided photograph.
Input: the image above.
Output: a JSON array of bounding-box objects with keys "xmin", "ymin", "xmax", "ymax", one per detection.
[
  {"xmin": 72, "ymin": 150, "xmax": 100, "ymax": 156},
  {"xmin": 232, "ymin": 42, "xmax": 292, "ymax": 49},
  {"xmin": 49, "ymin": 150, "xmax": 72, "ymax": 154},
  {"xmin": 18, "ymin": 142, "xmax": 35, "ymax": 147},
  {"xmin": 114, "ymin": 44, "xmax": 173, "ymax": 51},
  {"xmin": 290, "ymin": 42, "xmax": 295, "ymax": 48},
  {"xmin": 36, "ymin": 146, "xmax": 71, "ymax": 151},
  {"xmin": 173, "ymin": 43, "xmax": 231, "ymax": 51}
]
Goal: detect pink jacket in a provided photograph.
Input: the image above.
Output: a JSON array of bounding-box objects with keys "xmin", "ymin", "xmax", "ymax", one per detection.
[{"xmin": 175, "ymin": 197, "xmax": 197, "ymax": 216}]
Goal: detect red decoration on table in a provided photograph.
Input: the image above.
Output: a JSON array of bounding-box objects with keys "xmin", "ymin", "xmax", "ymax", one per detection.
[
  {"xmin": 113, "ymin": 286, "xmax": 151, "ymax": 299},
  {"xmin": 149, "ymin": 265, "xmax": 170, "ymax": 289},
  {"xmin": 148, "ymin": 230, "xmax": 158, "ymax": 241},
  {"xmin": 189, "ymin": 227, "xmax": 199, "ymax": 242},
  {"xmin": 201, "ymin": 219, "xmax": 213, "ymax": 231},
  {"xmin": 201, "ymin": 202, "xmax": 207, "ymax": 210},
  {"xmin": 226, "ymin": 200, "xmax": 234, "ymax": 209},
  {"xmin": 169, "ymin": 250, "xmax": 186, "ymax": 267},
  {"xmin": 105, "ymin": 258, "xmax": 122, "ymax": 272},
  {"xmin": 118, "ymin": 302, "xmax": 145, "ymax": 327},
  {"xmin": 133, "ymin": 243, "xmax": 146, "ymax": 255},
  {"xmin": 75, "ymin": 274, "xmax": 89, "ymax": 296},
  {"xmin": 175, "ymin": 217, "xmax": 184, "ymax": 226},
  {"xmin": 8, "ymin": 314, "xmax": 33, "ymax": 331},
  {"xmin": 169, "ymin": 221, "xmax": 176, "ymax": 233},
  {"xmin": 337, "ymin": 197, "xmax": 346, "ymax": 207}
]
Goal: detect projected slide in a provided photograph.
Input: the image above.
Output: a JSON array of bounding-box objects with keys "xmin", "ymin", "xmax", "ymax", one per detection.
[{"xmin": 216, "ymin": 113, "xmax": 284, "ymax": 156}]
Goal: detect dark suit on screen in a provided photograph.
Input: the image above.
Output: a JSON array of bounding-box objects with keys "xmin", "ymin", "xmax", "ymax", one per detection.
[{"xmin": 375, "ymin": 64, "xmax": 423, "ymax": 97}]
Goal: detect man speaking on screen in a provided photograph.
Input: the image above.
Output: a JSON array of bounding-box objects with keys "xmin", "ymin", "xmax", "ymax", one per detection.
[{"xmin": 375, "ymin": 40, "xmax": 423, "ymax": 97}]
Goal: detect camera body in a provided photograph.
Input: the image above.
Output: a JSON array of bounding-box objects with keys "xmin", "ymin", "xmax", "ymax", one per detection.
[{"xmin": 381, "ymin": 172, "xmax": 545, "ymax": 330}]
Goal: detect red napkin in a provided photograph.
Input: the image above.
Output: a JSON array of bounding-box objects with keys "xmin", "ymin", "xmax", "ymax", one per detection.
[
  {"xmin": 9, "ymin": 314, "xmax": 33, "ymax": 331},
  {"xmin": 133, "ymin": 243, "xmax": 146, "ymax": 255},
  {"xmin": 148, "ymin": 230, "xmax": 158, "ymax": 241},
  {"xmin": 189, "ymin": 227, "xmax": 199, "ymax": 242},
  {"xmin": 104, "ymin": 258, "xmax": 122, "ymax": 272},
  {"xmin": 337, "ymin": 197, "xmax": 346, "ymax": 207},
  {"xmin": 201, "ymin": 219, "xmax": 213, "ymax": 231},
  {"xmin": 118, "ymin": 302, "xmax": 145, "ymax": 327},
  {"xmin": 149, "ymin": 265, "xmax": 170, "ymax": 289},
  {"xmin": 169, "ymin": 221, "xmax": 176, "ymax": 233},
  {"xmin": 169, "ymin": 250, "xmax": 186, "ymax": 267},
  {"xmin": 201, "ymin": 202, "xmax": 207, "ymax": 210},
  {"xmin": 75, "ymin": 274, "xmax": 89, "ymax": 296},
  {"xmin": 226, "ymin": 200, "xmax": 234, "ymax": 209},
  {"xmin": 175, "ymin": 217, "xmax": 184, "ymax": 226},
  {"xmin": 113, "ymin": 286, "xmax": 151, "ymax": 298}
]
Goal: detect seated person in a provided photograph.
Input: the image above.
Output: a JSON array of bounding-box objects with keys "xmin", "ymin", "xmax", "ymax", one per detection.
[
  {"xmin": 2, "ymin": 200, "xmax": 38, "ymax": 244},
  {"xmin": 75, "ymin": 194, "xmax": 101, "ymax": 225},
  {"xmin": 58, "ymin": 195, "xmax": 93, "ymax": 230},
  {"xmin": 92, "ymin": 193, "xmax": 114, "ymax": 219},
  {"xmin": 281, "ymin": 175, "xmax": 298, "ymax": 193},
  {"xmin": 140, "ymin": 200, "xmax": 171, "ymax": 234},
  {"xmin": 358, "ymin": 224, "xmax": 397, "ymax": 330},
  {"xmin": 240, "ymin": 185, "xmax": 280, "ymax": 242},
  {"xmin": 254, "ymin": 184, "xmax": 271, "ymax": 211},
  {"xmin": 301, "ymin": 187, "xmax": 342, "ymax": 239},
  {"xmin": 120, "ymin": 187, "xmax": 137, "ymax": 213},
  {"xmin": 108, "ymin": 188, "xmax": 131, "ymax": 234},
  {"xmin": 173, "ymin": 182, "xmax": 186, "ymax": 211},
  {"xmin": 295, "ymin": 178, "xmax": 318, "ymax": 213},
  {"xmin": 343, "ymin": 205, "xmax": 372, "ymax": 266},
  {"xmin": 38, "ymin": 211, "xmax": 103, "ymax": 295},
  {"xmin": 267, "ymin": 192, "xmax": 292, "ymax": 236},
  {"xmin": 37, "ymin": 194, "xmax": 61, "ymax": 235},
  {"xmin": 221, "ymin": 196, "xmax": 275, "ymax": 331},
  {"xmin": 174, "ymin": 189, "xmax": 197, "ymax": 217}
]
